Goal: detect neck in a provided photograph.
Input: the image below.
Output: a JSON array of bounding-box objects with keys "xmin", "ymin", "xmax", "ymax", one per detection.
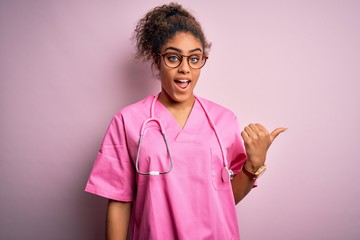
[
  {"xmin": 158, "ymin": 92, "xmax": 195, "ymax": 111},
  {"xmin": 157, "ymin": 91, "xmax": 195, "ymax": 129}
]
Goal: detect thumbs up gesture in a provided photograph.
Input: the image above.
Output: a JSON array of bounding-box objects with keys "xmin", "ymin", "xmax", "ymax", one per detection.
[{"xmin": 241, "ymin": 123, "xmax": 287, "ymax": 171}]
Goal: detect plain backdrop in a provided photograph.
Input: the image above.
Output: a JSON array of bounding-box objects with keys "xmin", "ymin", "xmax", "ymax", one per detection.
[{"xmin": 1, "ymin": 0, "xmax": 359, "ymax": 239}]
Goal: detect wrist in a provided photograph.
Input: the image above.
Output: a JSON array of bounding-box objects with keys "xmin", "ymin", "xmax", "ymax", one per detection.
[
  {"xmin": 242, "ymin": 161, "xmax": 267, "ymax": 180},
  {"xmin": 243, "ymin": 160, "xmax": 264, "ymax": 173}
]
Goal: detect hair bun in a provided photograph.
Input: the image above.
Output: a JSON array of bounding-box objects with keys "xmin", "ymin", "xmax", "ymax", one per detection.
[{"xmin": 165, "ymin": 7, "xmax": 187, "ymax": 18}]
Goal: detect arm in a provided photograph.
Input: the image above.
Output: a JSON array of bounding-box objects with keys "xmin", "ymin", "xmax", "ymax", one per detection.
[
  {"xmin": 231, "ymin": 166, "xmax": 256, "ymax": 204},
  {"xmin": 232, "ymin": 123, "xmax": 287, "ymax": 204},
  {"xmin": 106, "ymin": 200, "xmax": 132, "ymax": 240}
]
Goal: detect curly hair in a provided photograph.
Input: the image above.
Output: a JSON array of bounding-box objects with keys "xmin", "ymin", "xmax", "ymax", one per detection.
[{"xmin": 133, "ymin": 2, "xmax": 211, "ymax": 65}]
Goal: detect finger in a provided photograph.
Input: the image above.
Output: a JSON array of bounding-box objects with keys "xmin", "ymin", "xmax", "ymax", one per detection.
[
  {"xmin": 269, "ymin": 127, "xmax": 287, "ymax": 141},
  {"xmin": 248, "ymin": 123, "xmax": 258, "ymax": 132},
  {"xmin": 255, "ymin": 123, "xmax": 269, "ymax": 134},
  {"xmin": 241, "ymin": 130, "xmax": 250, "ymax": 142},
  {"xmin": 248, "ymin": 123, "xmax": 263, "ymax": 136},
  {"xmin": 244, "ymin": 125, "xmax": 256, "ymax": 137}
]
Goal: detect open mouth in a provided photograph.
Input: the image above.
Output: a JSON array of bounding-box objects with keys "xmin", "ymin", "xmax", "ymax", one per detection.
[{"xmin": 174, "ymin": 79, "xmax": 191, "ymax": 89}]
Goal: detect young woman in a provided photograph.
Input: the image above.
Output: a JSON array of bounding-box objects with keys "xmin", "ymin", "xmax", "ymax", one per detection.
[{"xmin": 85, "ymin": 3, "xmax": 286, "ymax": 239}]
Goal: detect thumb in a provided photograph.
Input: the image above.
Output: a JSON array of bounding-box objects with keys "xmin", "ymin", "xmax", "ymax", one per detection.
[{"xmin": 269, "ymin": 127, "xmax": 287, "ymax": 142}]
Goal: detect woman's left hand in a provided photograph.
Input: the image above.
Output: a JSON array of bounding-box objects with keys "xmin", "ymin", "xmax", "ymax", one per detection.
[{"xmin": 241, "ymin": 123, "xmax": 287, "ymax": 171}]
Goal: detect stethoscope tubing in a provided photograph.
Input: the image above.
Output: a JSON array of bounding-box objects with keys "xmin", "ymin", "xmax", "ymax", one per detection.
[
  {"xmin": 135, "ymin": 117, "xmax": 173, "ymax": 176},
  {"xmin": 135, "ymin": 94, "xmax": 233, "ymax": 181}
]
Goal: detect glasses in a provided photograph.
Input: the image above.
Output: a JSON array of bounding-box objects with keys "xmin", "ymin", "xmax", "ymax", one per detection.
[{"xmin": 159, "ymin": 52, "xmax": 208, "ymax": 69}]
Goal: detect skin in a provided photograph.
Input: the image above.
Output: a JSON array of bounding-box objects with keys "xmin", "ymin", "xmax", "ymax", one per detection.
[
  {"xmin": 157, "ymin": 32, "xmax": 203, "ymax": 128},
  {"xmin": 106, "ymin": 32, "xmax": 286, "ymax": 239},
  {"xmin": 106, "ymin": 200, "xmax": 131, "ymax": 240}
]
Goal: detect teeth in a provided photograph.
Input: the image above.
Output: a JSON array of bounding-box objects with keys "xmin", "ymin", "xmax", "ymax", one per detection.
[{"xmin": 177, "ymin": 80, "xmax": 189, "ymax": 83}]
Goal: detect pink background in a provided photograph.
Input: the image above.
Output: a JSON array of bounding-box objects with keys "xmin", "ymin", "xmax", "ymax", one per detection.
[{"xmin": 1, "ymin": 0, "xmax": 359, "ymax": 239}]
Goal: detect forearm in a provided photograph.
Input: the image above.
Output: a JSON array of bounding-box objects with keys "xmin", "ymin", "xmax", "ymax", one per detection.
[
  {"xmin": 106, "ymin": 200, "xmax": 132, "ymax": 240},
  {"xmin": 231, "ymin": 168, "xmax": 256, "ymax": 204}
]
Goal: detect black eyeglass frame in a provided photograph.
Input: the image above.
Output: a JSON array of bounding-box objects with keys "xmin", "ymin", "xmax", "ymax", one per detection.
[{"xmin": 158, "ymin": 52, "xmax": 208, "ymax": 69}]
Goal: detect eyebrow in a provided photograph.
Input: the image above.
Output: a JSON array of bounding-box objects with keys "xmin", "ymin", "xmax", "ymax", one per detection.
[{"xmin": 163, "ymin": 47, "xmax": 203, "ymax": 53}]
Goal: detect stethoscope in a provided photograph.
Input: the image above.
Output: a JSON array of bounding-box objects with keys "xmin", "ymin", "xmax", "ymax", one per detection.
[{"xmin": 135, "ymin": 94, "xmax": 234, "ymax": 182}]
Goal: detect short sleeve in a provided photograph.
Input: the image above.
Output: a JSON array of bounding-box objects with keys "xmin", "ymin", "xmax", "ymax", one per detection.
[
  {"xmin": 228, "ymin": 118, "xmax": 247, "ymax": 175},
  {"xmin": 85, "ymin": 115, "xmax": 136, "ymax": 202}
]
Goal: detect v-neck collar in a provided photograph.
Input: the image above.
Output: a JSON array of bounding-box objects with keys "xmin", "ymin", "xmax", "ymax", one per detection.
[{"xmin": 154, "ymin": 98, "xmax": 204, "ymax": 142}]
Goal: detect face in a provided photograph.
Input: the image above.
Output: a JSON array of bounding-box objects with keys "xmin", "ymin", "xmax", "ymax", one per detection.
[{"xmin": 157, "ymin": 32, "xmax": 204, "ymax": 106}]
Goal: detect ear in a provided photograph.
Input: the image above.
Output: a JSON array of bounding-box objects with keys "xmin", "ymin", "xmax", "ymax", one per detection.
[
  {"xmin": 153, "ymin": 55, "xmax": 161, "ymax": 70},
  {"xmin": 154, "ymin": 61, "xmax": 160, "ymax": 70}
]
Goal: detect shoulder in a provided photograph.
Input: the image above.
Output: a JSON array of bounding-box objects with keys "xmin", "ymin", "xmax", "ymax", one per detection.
[
  {"xmin": 114, "ymin": 95, "xmax": 154, "ymax": 120},
  {"xmin": 196, "ymin": 96, "xmax": 236, "ymax": 121}
]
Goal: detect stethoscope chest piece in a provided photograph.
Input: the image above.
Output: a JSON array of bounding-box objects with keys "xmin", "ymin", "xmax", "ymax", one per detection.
[{"xmin": 221, "ymin": 167, "xmax": 234, "ymax": 182}]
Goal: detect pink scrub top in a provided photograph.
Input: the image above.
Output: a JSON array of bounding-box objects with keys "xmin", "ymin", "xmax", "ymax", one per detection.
[{"xmin": 85, "ymin": 95, "xmax": 247, "ymax": 239}]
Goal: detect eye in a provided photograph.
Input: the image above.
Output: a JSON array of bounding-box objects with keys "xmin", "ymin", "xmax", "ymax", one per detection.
[
  {"xmin": 189, "ymin": 55, "xmax": 201, "ymax": 63},
  {"xmin": 166, "ymin": 53, "xmax": 181, "ymax": 62}
]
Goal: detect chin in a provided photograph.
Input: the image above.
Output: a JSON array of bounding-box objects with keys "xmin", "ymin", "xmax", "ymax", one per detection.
[
  {"xmin": 160, "ymin": 88, "xmax": 195, "ymax": 105},
  {"xmin": 172, "ymin": 93, "xmax": 194, "ymax": 103}
]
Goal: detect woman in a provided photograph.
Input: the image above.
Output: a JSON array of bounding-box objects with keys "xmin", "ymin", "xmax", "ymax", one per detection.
[{"xmin": 85, "ymin": 3, "xmax": 286, "ymax": 239}]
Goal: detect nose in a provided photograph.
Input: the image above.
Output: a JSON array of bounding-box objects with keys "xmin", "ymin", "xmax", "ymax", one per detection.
[{"xmin": 178, "ymin": 56, "xmax": 190, "ymax": 73}]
